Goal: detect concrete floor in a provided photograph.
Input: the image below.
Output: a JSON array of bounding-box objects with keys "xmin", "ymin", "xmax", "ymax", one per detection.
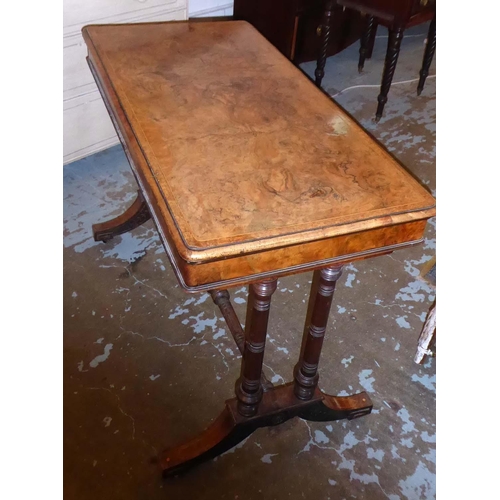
[{"xmin": 64, "ymin": 23, "xmax": 436, "ymax": 500}]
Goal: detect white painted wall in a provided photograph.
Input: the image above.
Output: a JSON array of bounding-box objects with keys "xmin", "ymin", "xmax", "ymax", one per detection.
[
  {"xmin": 189, "ymin": 0, "xmax": 233, "ymax": 18},
  {"xmin": 63, "ymin": 0, "xmax": 188, "ymax": 165},
  {"xmin": 63, "ymin": 0, "xmax": 236, "ymax": 165}
]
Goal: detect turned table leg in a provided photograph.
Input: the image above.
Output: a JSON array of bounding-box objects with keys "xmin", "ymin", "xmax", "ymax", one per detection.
[
  {"xmin": 92, "ymin": 190, "xmax": 151, "ymax": 242},
  {"xmin": 315, "ymin": 0, "xmax": 335, "ymax": 87},
  {"xmin": 294, "ymin": 265, "xmax": 342, "ymax": 400},
  {"xmin": 210, "ymin": 289, "xmax": 274, "ymax": 392},
  {"xmin": 236, "ymin": 279, "xmax": 278, "ymax": 417},
  {"xmin": 417, "ymin": 15, "xmax": 436, "ymax": 96},
  {"xmin": 376, "ymin": 26, "xmax": 404, "ymax": 122}
]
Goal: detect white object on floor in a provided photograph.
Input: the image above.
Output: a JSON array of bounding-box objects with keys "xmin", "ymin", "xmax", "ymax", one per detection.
[{"xmin": 414, "ymin": 301, "xmax": 436, "ymax": 364}]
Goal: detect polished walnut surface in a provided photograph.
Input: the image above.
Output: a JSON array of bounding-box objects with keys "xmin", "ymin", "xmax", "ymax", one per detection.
[{"xmin": 83, "ymin": 20, "xmax": 435, "ymax": 290}]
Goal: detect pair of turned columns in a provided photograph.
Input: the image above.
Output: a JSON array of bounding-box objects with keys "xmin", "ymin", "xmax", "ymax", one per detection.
[{"xmin": 235, "ymin": 265, "xmax": 343, "ymax": 417}]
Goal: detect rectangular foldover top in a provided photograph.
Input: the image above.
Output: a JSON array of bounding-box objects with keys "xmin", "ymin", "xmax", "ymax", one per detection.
[{"xmin": 83, "ymin": 21, "xmax": 435, "ymax": 263}]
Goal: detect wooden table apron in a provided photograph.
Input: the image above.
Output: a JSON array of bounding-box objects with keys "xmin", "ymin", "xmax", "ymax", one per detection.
[{"xmin": 81, "ymin": 20, "xmax": 435, "ymax": 477}]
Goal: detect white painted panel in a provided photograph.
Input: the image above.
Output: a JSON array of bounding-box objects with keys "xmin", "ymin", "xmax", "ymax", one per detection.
[
  {"xmin": 189, "ymin": 0, "xmax": 233, "ymax": 17},
  {"xmin": 64, "ymin": 34, "xmax": 95, "ymax": 101},
  {"xmin": 64, "ymin": 6, "xmax": 187, "ymax": 99},
  {"xmin": 64, "ymin": 0, "xmax": 179, "ymax": 35},
  {"xmin": 63, "ymin": 0, "xmax": 187, "ymax": 164},
  {"xmin": 191, "ymin": 5, "xmax": 233, "ymax": 18},
  {"xmin": 63, "ymin": 91, "xmax": 119, "ymax": 165}
]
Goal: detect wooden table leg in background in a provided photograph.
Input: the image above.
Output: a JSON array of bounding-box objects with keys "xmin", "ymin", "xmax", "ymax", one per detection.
[
  {"xmin": 358, "ymin": 15, "xmax": 377, "ymax": 73},
  {"xmin": 375, "ymin": 26, "xmax": 404, "ymax": 121},
  {"xmin": 417, "ymin": 14, "xmax": 436, "ymax": 96},
  {"xmin": 315, "ymin": 0, "xmax": 336, "ymax": 87},
  {"xmin": 159, "ymin": 266, "xmax": 372, "ymax": 478}
]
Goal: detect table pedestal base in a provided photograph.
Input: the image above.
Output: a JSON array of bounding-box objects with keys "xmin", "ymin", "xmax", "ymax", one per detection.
[
  {"xmin": 93, "ymin": 213, "xmax": 374, "ymax": 477},
  {"xmin": 160, "ymin": 382, "xmax": 372, "ymax": 477},
  {"xmin": 159, "ymin": 267, "xmax": 373, "ymax": 477}
]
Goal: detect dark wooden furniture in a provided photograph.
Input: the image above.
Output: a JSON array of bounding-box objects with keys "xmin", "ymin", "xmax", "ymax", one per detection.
[
  {"xmin": 316, "ymin": 0, "xmax": 436, "ymax": 120},
  {"xmin": 233, "ymin": 0, "xmax": 367, "ymax": 64},
  {"xmin": 82, "ymin": 20, "xmax": 436, "ymax": 477}
]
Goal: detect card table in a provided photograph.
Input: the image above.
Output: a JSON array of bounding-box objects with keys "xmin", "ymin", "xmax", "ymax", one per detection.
[{"xmin": 82, "ymin": 20, "xmax": 435, "ymax": 477}]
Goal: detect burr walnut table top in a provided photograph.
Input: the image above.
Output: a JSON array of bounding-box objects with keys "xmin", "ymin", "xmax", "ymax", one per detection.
[{"xmin": 82, "ymin": 20, "xmax": 435, "ymax": 291}]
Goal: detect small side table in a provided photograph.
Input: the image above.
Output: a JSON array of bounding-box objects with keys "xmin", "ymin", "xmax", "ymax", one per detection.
[
  {"xmin": 316, "ymin": 0, "xmax": 436, "ymax": 120},
  {"xmin": 82, "ymin": 20, "xmax": 435, "ymax": 477}
]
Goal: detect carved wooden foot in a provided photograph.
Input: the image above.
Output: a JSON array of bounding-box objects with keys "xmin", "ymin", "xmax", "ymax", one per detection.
[
  {"xmin": 160, "ymin": 383, "xmax": 371, "ymax": 477},
  {"xmin": 417, "ymin": 16, "xmax": 436, "ymax": 96},
  {"xmin": 92, "ymin": 190, "xmax": 151, "ymax": 242},
  {"xmin": 160, "ymin": 406, "xmax": 254, "ymax": 478}
]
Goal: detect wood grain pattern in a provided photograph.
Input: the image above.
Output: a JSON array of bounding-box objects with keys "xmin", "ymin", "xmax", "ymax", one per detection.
[
  {"xmin": 155, "ymin": 219, "xmax": 427, "ymax": 291},
  {"xmin": 82, "ymin": 20, "xmax": 435, "ymax": 290}
]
